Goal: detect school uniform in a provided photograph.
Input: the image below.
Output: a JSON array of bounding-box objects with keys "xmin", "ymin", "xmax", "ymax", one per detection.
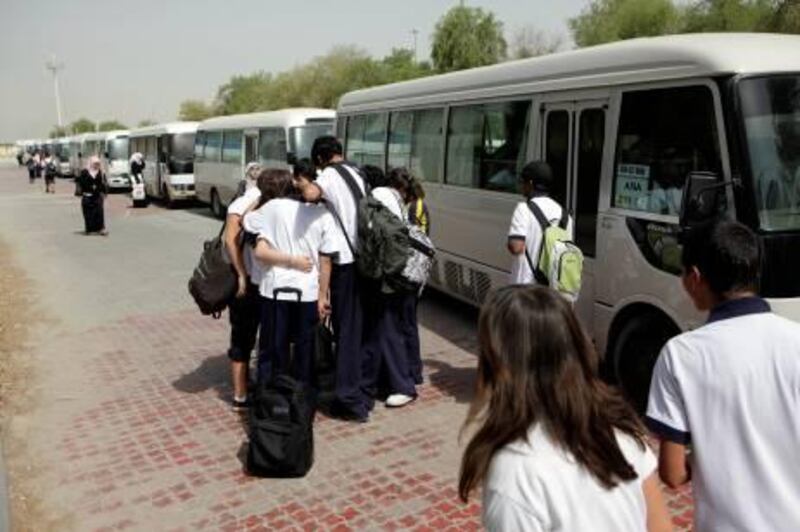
[
  {"xmin": 405, "ymin": 198, "xmax": 429, "ymax": 384},
  {"xmin": 317, "ymin": 163, "xmax": 370, "ymax": 418},
  {"xmin": 647, "ymin": 297, "xmax": 800, "ymax": 531},
  {"xmin": 76, "ymin": 169, "xmax": 107, "ymax": 233},
  {"xmin": 507, "ymin": 194, "xmax": 573, "ymax": 285},
  {"xmin": 245, "ymin": 198, "xmax": 339, "ymax": 385},
  {"xmin": 361, "ymin": 187, "xmax": 417, "ymax": 400},
  {"xmin": 226, "ymin": 186, "xmax": 263, "ymax": 364}
]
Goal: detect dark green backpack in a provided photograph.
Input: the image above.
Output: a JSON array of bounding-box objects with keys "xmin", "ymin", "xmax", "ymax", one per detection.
[{"xmin": 329, "ymin": 165, "xmax": 410, "ymax": 291}]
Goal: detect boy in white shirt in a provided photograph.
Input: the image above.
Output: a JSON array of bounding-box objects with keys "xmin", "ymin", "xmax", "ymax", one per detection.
[{"xmin": 647, "ymin": 220, "xmax": 800, "ymax": 531}]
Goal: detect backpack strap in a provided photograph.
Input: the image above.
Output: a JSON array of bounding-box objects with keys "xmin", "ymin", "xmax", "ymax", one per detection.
[
  {"xmin": 558, "ymin": 205, "xmax": 570, "ymax": 230},
  {"xmin": 525, "ymin": 200, "xmax": 554, "ymax": 285},
  {"xmin": 325, "ymin": 199, "xmax": 356, "ymax": 257},
  {"xmin": 326, "ymin": 163, "xmax": 367, "ymax": 258}
]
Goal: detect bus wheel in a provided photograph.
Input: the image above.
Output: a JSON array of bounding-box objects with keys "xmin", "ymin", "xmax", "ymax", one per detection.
[
  {"xmin": 210, "ymin": 190, "xmax": 224, "ymax": 219},
  {"xmin": 611, "ymin": 312, "xmax": 678, "ymax": 414}
]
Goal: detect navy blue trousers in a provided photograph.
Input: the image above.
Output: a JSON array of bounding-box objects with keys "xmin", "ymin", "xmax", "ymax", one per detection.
[
  {"xmin": 330, "ymin": 263, "xmax": 369, "ymax": 417},
  {"xmin": 362, "ymin": 290, "xmax": 417, "ymax": 400},
  {"xmin": 257, "ymin": 298, "xmax": 318, "ymax": 385}
]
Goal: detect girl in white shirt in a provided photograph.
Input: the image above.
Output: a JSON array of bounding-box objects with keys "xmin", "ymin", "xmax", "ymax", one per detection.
[{"xmin": 459, "ymin": 285, "xmax": 672, "ymax": 532}]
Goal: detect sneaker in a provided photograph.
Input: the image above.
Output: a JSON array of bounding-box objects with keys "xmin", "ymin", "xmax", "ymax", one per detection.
[
  {"xmin": 232, "ymin": 398, "xmax": 249, "ymax": 411},
  {"xmin": 385, "ymin": 394, "xmax": 416, "ymax": 408}
]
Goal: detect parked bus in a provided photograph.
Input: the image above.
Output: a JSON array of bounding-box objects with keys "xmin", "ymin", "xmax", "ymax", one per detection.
[
  {"xmin": 194, "ymin": 109, "xmax": 335, "ymax": 217},
  {"xmin": 54, "ymin": 137, "xmax": 73, "ymax": 177},
  {"xmin": 337, "ymin": 33, "xmax": 800, "ymax": 408},
  {"xmin": 101, "ymin": 130, "xmax": 131, "ymax": 190},
  {"xmin": 68, "ymin": 134, "xmax": 86, "ymax": 175},
  {"xmin": 129, "ymin": 122, "xmax": 198, "ymax": 206}
]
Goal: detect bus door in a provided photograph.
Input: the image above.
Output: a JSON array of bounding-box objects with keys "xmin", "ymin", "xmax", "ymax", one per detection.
[
  {"xmin": 540, "ymin": 100, "xmax": 608, "ymax": 332},
  {"xmin": 157, "ymin": 134, "xmax": 168, "ymax": 196},
  {"xmin": 244, "ymin": 132, "xmax": 258, "ymax": 165}
]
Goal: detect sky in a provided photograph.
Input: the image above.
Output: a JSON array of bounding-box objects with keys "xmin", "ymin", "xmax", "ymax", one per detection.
[{"xmin": 0, "ymin": 0, "xmax": 588, "ymax": 141}]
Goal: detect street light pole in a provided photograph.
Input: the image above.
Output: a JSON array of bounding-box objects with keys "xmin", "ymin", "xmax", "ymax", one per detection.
[
  {"xmin": 411, "ymin": 28, "xmax": 419, "ymax": 64},
  {"xmin": 45, "ymin": 55, "xmax": 64, "ymax": 128}
]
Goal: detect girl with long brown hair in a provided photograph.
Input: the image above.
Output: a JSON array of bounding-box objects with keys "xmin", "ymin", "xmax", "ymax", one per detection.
[{"xmin": 459, "ymin": 285, "xmax": 672, "ymax": 531}]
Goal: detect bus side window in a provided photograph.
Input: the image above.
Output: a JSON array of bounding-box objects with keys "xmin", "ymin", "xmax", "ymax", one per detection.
[
  {"xmin": 345, "ymin": 115, "xmax": 366, "ymax": 166},
  {"xmin": 575, "ymin": 108, "xmax": 606, "ymax": 257},
  {"xmin": 612, "ymin": 86, "xmax": 721, "ymax": 216},
  {"xmin": 194, "ymin": 132, "xmax": 206, "ymax": 162},
  {"xmin": 258, "ymin": 128, "xmax": 286, "ymax": 166},
  {"xmin": 363, "ymin": 113, "xmax": 388, "ymax": 169},
  {"xmin": 222, "ymin": 130, "xmax": 243, "ymax": 164},
  {"xmin": 410, "ymin": 108, "xmax": 443, "ymax": 183},
  {"xmin": 388, "ymin": 111, "xmax": 413, "ymax": 171},
  {"xmin": 545, "ymin": 110, "xmax": 571, "ymax": 208},
  {"xmin": 205, "ymin": 131, "xmax": 221, "ymax": 161}
]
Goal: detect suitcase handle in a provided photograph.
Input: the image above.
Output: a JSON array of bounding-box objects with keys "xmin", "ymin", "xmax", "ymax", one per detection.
[{"xmin": 272, "ymin": 287, "xmax": 302, "ymax": 301}]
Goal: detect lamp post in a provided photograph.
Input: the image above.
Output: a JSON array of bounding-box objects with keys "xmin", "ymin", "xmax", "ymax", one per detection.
[{"xmin": 45, "ymin": 55, "xmax": 64, "ymax": 128}]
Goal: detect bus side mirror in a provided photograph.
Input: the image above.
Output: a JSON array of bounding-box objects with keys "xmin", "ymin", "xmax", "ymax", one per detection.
[{"xmin": 679, "ymin": 171, "xmax": 727, "ymax": 230}]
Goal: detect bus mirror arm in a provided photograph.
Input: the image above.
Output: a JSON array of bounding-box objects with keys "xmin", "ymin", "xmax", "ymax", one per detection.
[{"xmin": 679, "ymin": 171, "xmax": 732, "ymax": 235}]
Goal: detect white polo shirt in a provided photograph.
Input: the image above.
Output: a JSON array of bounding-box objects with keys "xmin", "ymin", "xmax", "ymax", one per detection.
[
  {"xmin": 244, "ymin": 198, "xmax": 340, "ymax": 302},
  {"xmin": 647, "ymin": 297, "xmax": 800, "ymax": 532},
  {"xmin": 228, "ymin": 186, "xmax": 261, "ymax": 284},
  {"xmin": 316, "ymin": 164, "xmax": 365, "ymax": 265},
  {"xmin": 483, "ymin": 423, "xmax": 656, "ymax": 532},
  {"xmin": 507, "ymin": 196, "xmax": 573, "ymax": 284}
]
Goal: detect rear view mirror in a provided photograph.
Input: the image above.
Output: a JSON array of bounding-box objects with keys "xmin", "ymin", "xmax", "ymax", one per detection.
[{"xmin": 679, "ymin": 172, "xmax": 727, "ymax": 229}]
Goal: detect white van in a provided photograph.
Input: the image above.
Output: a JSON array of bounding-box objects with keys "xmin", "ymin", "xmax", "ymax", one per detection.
[
  {"xmin": 101, "ymin": 130, "xmax": 130, "ymax": 190},
  {"xmin": 194, "ymin": 109, "xmax": 335, "ymax": 217},
  {"xmin": 128, "ymin": 122, "xmax": 198, "ymax": 206}
]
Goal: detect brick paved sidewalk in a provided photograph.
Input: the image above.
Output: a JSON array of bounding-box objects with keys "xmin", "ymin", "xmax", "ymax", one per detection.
[{"xmin": 0, "ymin": 169, "xmax": 693, "ymax": 531}]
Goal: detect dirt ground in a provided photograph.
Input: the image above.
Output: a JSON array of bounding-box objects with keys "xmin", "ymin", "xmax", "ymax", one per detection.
[{"xmin": 0, "ymin": 238, "xmax": 57, "ymax": 531}]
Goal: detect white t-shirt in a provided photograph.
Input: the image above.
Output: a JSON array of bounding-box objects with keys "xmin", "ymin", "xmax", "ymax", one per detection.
[
  {"xmin": 228, "ymin": 186, "xmax": 261, "ymax": 284},
  {"xmin": 316, "ymin": 164, "xmax": 365, "ymax": 265},
  {"xmin": 507, "ymin": 196, "xmax": 573, "ymax": 284},
  {"xmin": 647, "ymin": 298, "xmax": 800, "ymax": 532},
  {"xmin": 371, "ymin": 186, "xmax": 405, "ymax": 220},
  {"xmin": 483, "ymin": 424, "xmax": 656, "ymax": 532},
  {"xmin": 244, "ymin": 198, "xmax": 340, "ymax": 302}
]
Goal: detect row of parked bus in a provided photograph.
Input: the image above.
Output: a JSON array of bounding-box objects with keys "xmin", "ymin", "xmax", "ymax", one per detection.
[{"xmin": 14, "ymin": 34, "xmax": 800, "ymax": 407}]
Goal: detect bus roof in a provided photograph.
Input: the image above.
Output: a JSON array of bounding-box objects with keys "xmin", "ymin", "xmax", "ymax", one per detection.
[
  {"xmin": 339, "ymin": 33, "xmax": 800, "ymax": 111},
  {"xmin": 197, "ymin": 108, "xmax": 335, "ymax": 132},
  {"xmin": 129, "ymin": 121, "xmax": 198, "ymax": 138},
  {"xmin": 103, "ymin": 130, "xmax": 129, "ymax": 139}
]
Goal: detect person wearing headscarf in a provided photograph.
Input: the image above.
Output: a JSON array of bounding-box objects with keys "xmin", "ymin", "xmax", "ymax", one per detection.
[{"xmin": 76, "ymin": 156, "xmax": 109, "ymax": 235}]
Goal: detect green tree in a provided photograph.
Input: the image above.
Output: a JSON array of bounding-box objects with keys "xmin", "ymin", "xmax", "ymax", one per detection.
[
  {"xmin": 510, "ymin": 26, "xmax": 565, "ymax": 59},
  {"xmin": 682, "ymin": 0, "xmax": 773, "ymax": 32},
  {"xmin": 178, "ymin": 99, "xmax": 216, "ymax": 121},
  {"xmin": 97, "ymin": 120, "xmax": 128, "ymax": 131},
  {"xmin": 137, "ymin": 119, "xmax": 156, "ymax": 127},
  {"xmin": 49, "ymin": 125, "xmax": 68, "ymax": 139},
  {"xmin": 769, "ymin": 0, "xmax": 800, "ymax": 32},
  {"xmin": 69, "ymin": 118, "xmax": 96, "ymax": 134},
  {"xmin": 431, "ymin": 5, "xmax": 507, "ymax": 72},
  {"xmin": 569, "ymin": 0, "xmax": 682, "ymax": 47},
  {"xmin": 379, "ymin": 48, "xmax": 433, "ymax": 82}
]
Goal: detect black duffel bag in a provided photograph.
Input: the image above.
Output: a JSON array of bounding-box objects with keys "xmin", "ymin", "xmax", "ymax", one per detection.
[{"xmin": 188, "ymin": 223, "xmax": 237, "ymax": 317}]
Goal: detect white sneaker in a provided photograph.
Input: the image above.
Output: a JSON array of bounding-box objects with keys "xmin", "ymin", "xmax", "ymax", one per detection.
[{"xmin": 385, "ymin": 394, "xmax": 416, "ymax": 408}]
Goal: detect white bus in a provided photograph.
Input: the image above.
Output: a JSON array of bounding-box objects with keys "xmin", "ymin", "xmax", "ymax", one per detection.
[
  {"xmin": 54, "ymin": 137, "xmax": 73, "ymax": 177},
  {"xmin": 337, "ymin": 33, "xmax": 800, "ymax": 408},
  {"xmin": 194, "ymin": 108, "xmax": 335, "ymax": 217},
  {"xmin": 68, "ymin": 134, "xmax": 86, "ymax": 175},
  {"xmin": 129, "ymin": 122, "xmax": 198, "ymax": 206},
  {"xmin": 101, "ymin": 130, "xmax": 130, "ymax": 190}
]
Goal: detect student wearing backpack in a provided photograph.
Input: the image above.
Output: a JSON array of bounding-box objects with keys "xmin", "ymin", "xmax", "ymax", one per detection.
[
  {"xmin": 223, "ymin": 162, "xmax": 263, "ymax": 410},
  {"xmin": 362, "ymin": 167, "xmax": 419, "ymax": 408},
  {"xmin": 296, "ymin": 136, "xmax": 371, "ymax": 422},
  {"xmin": 507, "ymin": 161, "xmax": 576, "ymax": 294},
  {"xmin": 647, "ymin": 220, "xmax": 800, "ymax": 531},
  {"xmin": 43, "ymin": 152, "xmax": 57, "ymax": 193},
  {"xmin": 244, "ymin": 168, "xmax": 338, "ymax": 386}
]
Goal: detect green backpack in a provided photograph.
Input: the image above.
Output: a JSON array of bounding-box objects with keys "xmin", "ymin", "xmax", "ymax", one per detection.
[{"xmin": 525, "ymin": 201, "xmax": 583, "ymax": 301}]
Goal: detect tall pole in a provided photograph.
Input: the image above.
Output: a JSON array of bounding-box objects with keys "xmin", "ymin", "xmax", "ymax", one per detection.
[
  {"xmin": 411, "ymin": 28, "xmax": 419, "ymax": 64},
  {"xmin": 45, "ymin": 55, "xmax": 64, "ymax": 128}
]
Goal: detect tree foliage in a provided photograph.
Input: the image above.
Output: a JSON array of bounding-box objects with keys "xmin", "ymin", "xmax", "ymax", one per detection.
[
  {"xmin": 70, "ymin": 118, "xmax": 96, "ymax": 134},
  {"xmin": 137, "ymin": 120, "xmax": 156, "ymax": 127},
  {"xmin": 178, "ymin": 99, "xmax": 216, "ymax": 121},
  {"xmin": 97, "ymin": 120, "xmax": 127, "ymax": 132},
  {"xmin": 510, "ymin": 26, "xmax": 565, "ymax": 59},
  {"xmin": 49, "ymin": 125, "xmax": 68, "ymax": 139},
  {"xmin": 431, "ymin": 5, "xmax": 507, "ymax": 72},
  {"xmin": 569, "ymin": 0, "xmax": 682, "ymax": 47}
]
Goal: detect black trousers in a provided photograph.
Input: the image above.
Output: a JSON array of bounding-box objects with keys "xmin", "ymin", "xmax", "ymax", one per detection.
[
  {"xmin": 258, "ymin": 297, "xmax": 318, "ymax": 385},
  {"xmin": 227, "ymin": 282, "xmax": 261, "ymax": 363},
  {"xmin": 400, "ymin": 294, "xmax": 423, "ymax": 385},
  {"xmin": 330, "ymin": 263, "xmax": 368, "ymax": 418},
  {"xmin": 81, "ymin": 195, "xmax": 105, "ymax": 233}
]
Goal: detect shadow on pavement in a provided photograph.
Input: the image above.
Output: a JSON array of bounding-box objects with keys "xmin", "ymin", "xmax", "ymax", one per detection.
[
  {"xmin": 425, "ymin": 359, "xmax": 476, "ymax": 404},
  {"xmin": 417, "ymin": 289, "xmax": 479, "ymax": 356},
  {"xmin": 171, "ymin": 353, "xmax": 231, "ymax": 401}
]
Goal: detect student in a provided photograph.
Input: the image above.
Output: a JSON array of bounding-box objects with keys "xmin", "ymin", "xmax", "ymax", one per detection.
[
  {"xmin": 76, "ymin": 156, "xmax": 108, "ymax": 236},
  {"xmin": 460, "ymin": 285, "xmax": 672, "ymax": 532},
  {"xmin": 43, "ymin": 152, "xmax": 57, "ymax": 194},
  {"xmin": 295, "ymin": 136, "xmax": 370, "ymax": 422},
  {"xmin": 407, "ymin": 179, "xmax": 430, "ymax": 236},
  {"xmin": 362, "ymin": 167, "xmax": 418, "ymax": 407},
  {"xmin": 129, "ymin": 152, "xmax": 145, "ymax": 180},
  {"xmin": 507, "ymin": 161, "xmax": 573, "ymax": 285},
  {"xmin": 647, "ymin": 220, "xmax": 800, "ymax": 531},
  {"xmin": 361, "ymin": 164, "xmax": 387, "ymax": 189},
  {"xmin": 245, "ymin": 168, "xmax": 338, "ymax": 385},
  {"xmin": 223, "ymin": 162, "xmax": 262, "ymax": 410}
]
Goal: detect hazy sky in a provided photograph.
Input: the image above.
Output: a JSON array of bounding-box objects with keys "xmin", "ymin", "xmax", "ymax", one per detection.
[{"xmin": 0, "ymin": 0, "xmax": 588, "ymax": 141}]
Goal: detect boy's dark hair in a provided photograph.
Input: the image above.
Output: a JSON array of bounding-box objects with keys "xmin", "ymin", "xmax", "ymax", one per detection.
[
  {"xmin": 361, "ymin": 165, "xmax": 386, "ymax": 188},
  {"xmin": 520, "ymin": 161, "xmax": 553, "ymax": 193},
  {"xmin": 293, "ymin": 158, "xmax": 316, "ymax": 181},
  {"xmin": 681, "ymin": 220, "xmax": 761, "ymax": 296},
  {"xmin": 388, "ymin": 167, "xmax": 416, "ymax": 200},
  {"xmin": 310, "ymin": 135, "xmax": 343, "ymax": 168}
]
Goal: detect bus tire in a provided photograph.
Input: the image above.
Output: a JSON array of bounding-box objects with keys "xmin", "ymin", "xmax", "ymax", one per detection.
[
  {"xmin": 610, "ymin": 312, "xmax": 679, "ymax": 414},
  {"xmin": 210, "ymin": 190, "xmax": 224, "ymax": 219}
]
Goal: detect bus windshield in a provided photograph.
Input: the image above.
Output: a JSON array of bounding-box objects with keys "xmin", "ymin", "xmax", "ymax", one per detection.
[
  {"xmin": 168, "ymin": 133, "xmax": 195, "ymax": 173},
  {"xmin": 740, "ymin": 74, "xmax": 800, "ymax": 231},
  {"xmin": 107, "ymin": 137, "xmax": 129, "ymax": 161},
  {"xmin": 289, "ymin": 123, "xmax": 334, "ymax": 160}
]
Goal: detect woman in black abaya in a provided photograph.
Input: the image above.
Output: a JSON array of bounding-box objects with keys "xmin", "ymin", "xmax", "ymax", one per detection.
[{"xmin": 76, "ymin": 156, "xmax": 109, "ymax": 235}]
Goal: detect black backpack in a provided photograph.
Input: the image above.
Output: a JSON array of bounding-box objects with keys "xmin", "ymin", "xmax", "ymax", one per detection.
[
  {"xmin": 247, "ymin": 374, "xmax": 315, "ymax": 478},
  {"xmin": 187, "ymin": 224, "xmax": 237, "ymax": 317}
]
